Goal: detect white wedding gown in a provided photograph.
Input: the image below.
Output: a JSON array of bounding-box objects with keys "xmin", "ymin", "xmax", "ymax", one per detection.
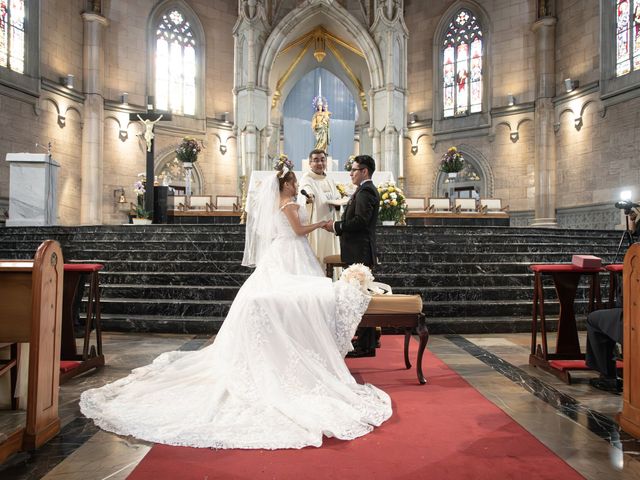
[{"xmin": 80, "ymin": 203, "xmax": 392, "ymax": 449}]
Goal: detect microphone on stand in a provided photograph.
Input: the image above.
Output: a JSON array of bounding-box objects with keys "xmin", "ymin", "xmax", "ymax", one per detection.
[{"xmin": 300, "ymin": 189, "xmax": 311, "ymax": 199}]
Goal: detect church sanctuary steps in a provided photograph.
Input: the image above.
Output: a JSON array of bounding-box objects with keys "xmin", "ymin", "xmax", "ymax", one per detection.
[{"xmin": 0, "ymin": 225, "xmax": 622, "ymax": 334}]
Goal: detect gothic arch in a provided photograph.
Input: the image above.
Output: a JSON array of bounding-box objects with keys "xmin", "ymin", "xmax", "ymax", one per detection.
[
  {"xmin": 257, "ymin": 3, "xmax": 385, "ymax": 94},
  {"xmin": 432, "ymin": 144, "xmax": 494, "ymax": 198},
  {"xmin": 154, "ymin": 144, "xmax": 203, "ymax": 195}
]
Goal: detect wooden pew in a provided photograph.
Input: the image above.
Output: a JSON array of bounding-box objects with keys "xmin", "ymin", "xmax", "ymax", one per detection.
[
  {"xmin": 621, "ymin": 244, "xmax": 640, "ymax": 437},
  {"xmin": 0, "ymin": 240, "xmax": 63, "ymax": 462}
]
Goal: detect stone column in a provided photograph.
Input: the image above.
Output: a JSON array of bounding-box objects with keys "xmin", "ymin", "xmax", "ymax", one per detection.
[
  {"xmin": 531, "ymin": 17, "xmax": 557, "ymax": 227},
  {"xmin": 370, "ymin": 129, "xmax": 381, "ymax": 164},
  {"xmin": 80, "ymin": 12, "xmax": 108, "ymax": 224}
]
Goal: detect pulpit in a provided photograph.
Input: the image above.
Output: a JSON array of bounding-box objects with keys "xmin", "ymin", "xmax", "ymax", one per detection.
[{"xmin": 5, "ymin": 153, "xmax": 59, "ymax": 226}]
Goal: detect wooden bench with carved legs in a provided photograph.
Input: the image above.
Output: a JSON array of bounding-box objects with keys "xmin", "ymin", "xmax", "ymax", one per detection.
[{"xmin": 361, "ymin": 294, "xmax": 429, "ymax": 384}]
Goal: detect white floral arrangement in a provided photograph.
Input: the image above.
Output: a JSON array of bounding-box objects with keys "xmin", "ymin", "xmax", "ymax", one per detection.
[{"xmin": 340, "ymin": 263, "xmax": 374, "ymax": 294}]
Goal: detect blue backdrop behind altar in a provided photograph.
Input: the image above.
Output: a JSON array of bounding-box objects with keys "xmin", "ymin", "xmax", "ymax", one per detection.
[{"xmin": 283, "ymin": 68, "xmax": 356, "ymax": 170}]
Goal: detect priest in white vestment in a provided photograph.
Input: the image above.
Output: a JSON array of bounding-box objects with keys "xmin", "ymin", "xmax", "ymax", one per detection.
[{"xmin": 300, "ymin": 149, "xmax": 341, "ymax": 266}]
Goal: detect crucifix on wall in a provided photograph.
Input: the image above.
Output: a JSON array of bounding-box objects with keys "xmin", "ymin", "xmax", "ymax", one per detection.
[{"xmin": 130, "ymin": 107, "xmax": 172, "ymax": 218}]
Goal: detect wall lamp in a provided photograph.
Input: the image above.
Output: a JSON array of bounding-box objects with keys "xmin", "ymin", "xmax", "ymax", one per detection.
[
  {"xmin": 411, "ymin": 144, "xmax": 418, "ymax": 155},
  {"xmin": 510, "ymin": 131, "xmax": 519, "ymax": 142},
  {"xmin": 57, "ymin": 115, "xmax": 66, "ymax": 128},
  {"xmin": 219, "ymin": 144, "xmax": 228, "ymax": 155},
  {"xmin": 408, "ymin": 112, "xmax": 418, "ymax": 125},
  {"xmin": 564, "ymin": 78, "xmax": 579, "ymax": 93},
  {"xmin": 507, "ymin": 94, "xmax": 516, "ymax": 106},
  {"xmin": 120, "ymin": 92, "xmax": 129, "ymax": 105},
  {"xmin": 114, "ymin": 188, "xmax": 127, "ymax": 204},
  {"xmin": 119, "ymin": 129, "xmax": 129, "ymax": 141},
  {"xmin": 61, "ymin": 74, "xmax": 74, "ymax": 89},
  {"xmin": 574, "ymin": 116, "xmax": 583, "ymax": 130}
]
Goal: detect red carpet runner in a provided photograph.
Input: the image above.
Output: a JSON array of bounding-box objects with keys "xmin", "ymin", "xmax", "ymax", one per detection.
[{"xmin": 128, "ymin": 336, "xmax": 583, "ymax": 480}]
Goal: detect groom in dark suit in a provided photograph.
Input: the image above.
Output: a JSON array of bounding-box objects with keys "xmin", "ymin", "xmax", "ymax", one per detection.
[{"xmin": 325, "ymin": 155, "xmax": 379, "ymax": 356}]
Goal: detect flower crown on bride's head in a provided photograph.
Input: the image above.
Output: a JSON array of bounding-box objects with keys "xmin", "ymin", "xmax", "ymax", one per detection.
[{"xmin": 273, "ymin": 154, "xmax": 294, "ymax": 177}]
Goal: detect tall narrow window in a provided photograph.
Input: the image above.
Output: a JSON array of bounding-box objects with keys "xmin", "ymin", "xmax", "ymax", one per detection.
[
  {"xmin": 442, "ymin": 9, "xmax": 483, "ymax": 118},
  {"xmin": 0, "ymin": 0, "xmax": 26, "ymax": 74},
  {"xmin": 616, "ymin": 0, "xmax": 640, "ymax": 76},
  {"xmin": 155, "ymin": 9, "xmax": 196, "ymax": 115}
]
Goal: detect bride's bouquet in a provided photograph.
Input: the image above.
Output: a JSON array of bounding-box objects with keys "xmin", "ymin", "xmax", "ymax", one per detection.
[{"xmin": 340, "ymin": 264, "xmax": 374, "ymax": 294}]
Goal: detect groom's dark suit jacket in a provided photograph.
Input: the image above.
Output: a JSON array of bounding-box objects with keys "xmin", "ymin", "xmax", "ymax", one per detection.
[{"xmin": 334, "ymin": 180, "xmax": 379, "ymax": 268}]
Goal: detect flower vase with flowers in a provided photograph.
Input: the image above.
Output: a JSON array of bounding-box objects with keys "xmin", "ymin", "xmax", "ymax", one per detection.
[
  {"xmin": 132, "ymin": 175, "xmax": 152, "ymax": 224},
  {"xmin": 176, "ymin": 137, "xmax": 204, "ymax": 206},
  {"xmin": 344, "ymin": 155, "xmax": 356, "ymax": 172},
  {"xmin": 440, "ymin": 146, "xmax": 465, "ymax": 177},
  {"xmin": 377, "ymin": 181, "xmax": 407, "ymax": 225}
]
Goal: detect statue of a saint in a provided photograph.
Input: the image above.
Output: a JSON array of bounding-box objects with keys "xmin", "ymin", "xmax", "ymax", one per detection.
[
  {"xmin": 311, "ymin": 98, "xmax": 330, "ymax": 152},
  {"xmin": 137, "ymin": 114, "xmax": 164, "ymax": 152}
]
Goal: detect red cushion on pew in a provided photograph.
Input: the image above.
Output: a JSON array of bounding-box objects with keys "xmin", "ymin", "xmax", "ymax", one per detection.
[
  {"xmin": 605, "ymin": 264, "xmax": 624, "ymax": 272},
  {"xmin": 529, "ymin": 264, "xmax": 604, "ymax": 273},
  {"xmin": 548, "ymin": 359, "xmax": 624, "ymax": 372},
  {"xmin": 64, "ymin": 263, "xmax": 104, "ymax": 272},
  {"xmin": 60, "ymin": 360, "xmax": 81, "ymax": 373}
]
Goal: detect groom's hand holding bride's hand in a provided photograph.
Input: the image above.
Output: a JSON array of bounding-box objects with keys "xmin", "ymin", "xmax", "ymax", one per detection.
[{"xmin": 322, "ymin": 220, "xmax": 335, "ymax": 232}]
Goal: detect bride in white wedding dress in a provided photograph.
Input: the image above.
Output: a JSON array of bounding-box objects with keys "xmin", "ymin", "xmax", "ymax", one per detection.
[{"xmin": 80, "ymin": 165, "xmax": 392, "ymax": 450}]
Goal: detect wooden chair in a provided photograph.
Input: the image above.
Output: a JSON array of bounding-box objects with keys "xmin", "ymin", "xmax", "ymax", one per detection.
[
  {"xmin": 187, "ymin": 195, "xmax": 213, "ymax": 211},
  {"xmin": 214, "ymin": 195, "xmax": 239, "ymax": 212},
  {"xmin": 427, "ymin": 198, "xmax": 451, "ymax": 213},
  {"xmin": 0, "ymin": 240, "xmax": 63, "ymax": 462},
  {"xmin": 168, "ymin": 195, "xmax": 187, "ymax": 211},
  {"xmin": 479, "ymin": 198, "xmax": 509, "ymax": 214},
  {"xmin": 454, "ymin": 198, "xmax": 477, "ymax": 213},
  {"xmin": 405, "ymin": 197, "xmax": 427, "ymax": 213}
]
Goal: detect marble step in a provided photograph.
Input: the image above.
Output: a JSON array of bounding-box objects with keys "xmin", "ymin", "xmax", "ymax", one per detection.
[
  {"xmin": 87, "ymin": 260, "xmax": 608, "ymax": 275},
  {"xmin": 92, "ymin": 314, "xmax": 226, "ymax": 334},
  {"xmin": 5, "ymin": 248, "xmax": 620, "ymax": 264},
  {"xmin": 96, "ymin": 283, "xmax": 592, "ymax": 303},
  {"xmin": 0, "ymin": 225, "xmax": 622, "ymax": 240},
  {"xmin": 425, "ymin": 315, "xmax": 588, "ymax": 335},
  {"xmin": 101, "ymin": 271, "xmax": 251, "ymax": 286},
  {"xmin": 101, "ymin": 271, "xmax": 580, "ymax": 288},
  {"xmin": 0, "ymin": 242, "xmax": 620, "ymax": 257},
  {"xmin": 90, "ymin": 313, "xmax": 578, "ymax": 335},
  {"xmin": 96, "ymin": 297, "xmax": 233, "ymax": 317},
  {"xmin": 92, "ymin": 296, "xmax": 582, "ymax": 319}
]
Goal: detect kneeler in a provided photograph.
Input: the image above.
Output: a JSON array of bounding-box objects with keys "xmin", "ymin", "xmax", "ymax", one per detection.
[{"xmin": 325, "ymin": 254, "xmax": 429, "ymax": 384}]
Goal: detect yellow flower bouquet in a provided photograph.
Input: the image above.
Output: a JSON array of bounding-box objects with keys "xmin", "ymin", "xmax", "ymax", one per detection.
[{"xmin": 377, "ymin": 181, "xmax": 407, "ymax": 223}]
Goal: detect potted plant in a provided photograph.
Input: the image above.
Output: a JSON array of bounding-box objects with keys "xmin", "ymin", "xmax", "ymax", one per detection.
[
  {"xmin": 133, "ymin": 205, "xmax": 153, "ymax": 225},
  {"xmin": 132, "ymin": 176, "xmax": 152, "ymax": 225},
  {"xmin": 440, "ymin": 146, "xmax": 465, "ymax": 178},
  {"xmin": 378, "ymin": 181, "xmax": 407, "ymax": 226}
]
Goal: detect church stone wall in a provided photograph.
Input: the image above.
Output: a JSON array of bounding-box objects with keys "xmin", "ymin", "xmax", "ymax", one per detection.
[
  {"xmin": 555, "ymin": 0, "xmax": 600, "ymax": 94},
  {"xmin": 404, "ymin": 0, "xmax": 536, "ymax": 213}
]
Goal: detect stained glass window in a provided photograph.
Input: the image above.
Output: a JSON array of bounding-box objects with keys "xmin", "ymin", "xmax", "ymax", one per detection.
[
  {"xmin": 0, "ymin": 0, "xmax": 26, "ymax": 74},
  {"xmin": 442, "ymin": 9, "xmax": 483, "ymax": 118},
  {"xmin": 155, "ymin": 9, "xmax": 197, "ymax": 115},
  {"xmin": 616, "ymin": 0, "xmax": 640, "ymax": 76}
]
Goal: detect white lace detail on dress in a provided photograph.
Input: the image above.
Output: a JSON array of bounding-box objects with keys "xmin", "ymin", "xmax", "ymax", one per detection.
[{"xmin": 331, "ymin": 281, "xmax": 372, "ymax": 357}]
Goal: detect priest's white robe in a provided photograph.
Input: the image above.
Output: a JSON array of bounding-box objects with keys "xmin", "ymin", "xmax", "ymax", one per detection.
[{"xmin": 300, "ymin": 171, "xmax": 341, "ymax": 266}]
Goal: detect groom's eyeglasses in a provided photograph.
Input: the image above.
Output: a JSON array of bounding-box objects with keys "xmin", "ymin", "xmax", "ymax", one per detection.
[{"xmin": 350, "ymin": 167, "xmax": 365, "ymax": 171}]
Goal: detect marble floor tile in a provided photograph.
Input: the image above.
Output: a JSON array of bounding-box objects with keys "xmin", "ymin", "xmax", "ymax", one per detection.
[{"xmin": 40, "ymin": 431, "xmax": 150, "ymax": 480}]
